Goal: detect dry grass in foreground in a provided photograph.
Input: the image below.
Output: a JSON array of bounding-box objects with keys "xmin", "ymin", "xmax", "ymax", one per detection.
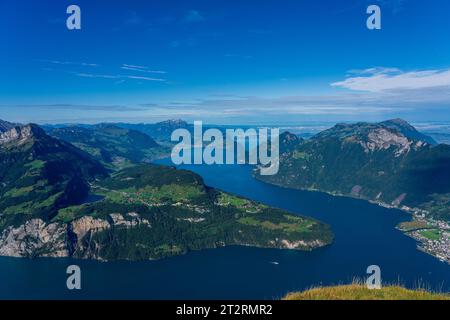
[{"xmin": 284, "ymin": 284, "xmax": 450, "ymax": 300}]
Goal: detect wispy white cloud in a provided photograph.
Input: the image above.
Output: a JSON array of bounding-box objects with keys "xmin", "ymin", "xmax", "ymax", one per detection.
[
  {"xmin": 80, "ymin": 63, "xmax": 100, "ymax": 67},
  {"xmin": 170, "ymin": 38, "xmax": 197, "ymax": 48},
  {"xmin": 126, "ymin": 75, "xmax": 166, "ymax": 82},
  {"xmin": 40, "ymin": 60, "xmax": 167, "ymax": 82},
  {"xmin": 43, "ymin": 60, "xmax": 100, "ymax": 67},
  {"xmin": 141, "ymin": 94, "xmax": 397, "ymax": 118},
  {"xmin": 124, "ymin": 11, "xmax": 143, "ymax": 25},
  {"xmin": 224, "ymin": 54, "xmax": 253, "ymax": 59},
  {"xmin": 131, "ymin": 65, "xmax": 450, "ymax": 119},
  {"xmin": 67, "ymin": 66, "xmax": 450, "ymax": 120},
  {"xmin": 75, "ymin": 73, "xmax": 119, "ymax": 79},
  {"xmin": 346, "ymin": 67, "xmax": 401, "ymax": 76},
  {"xmin": 332, "ymin": 67, "xmax": 450, "ymax": 92},
  {"xmin": 74, "ymin": 72, "xmax": 166, "ymax": 82},
  {"xmin": 120, "ymin": 64, "xmax": 167, "ymax": 74},
  {"xmin": 122, "ymin": 64, "xmax": 147, "ymax": 70},
  {"xmin": 29, "ymin": 64, "xmax": 450, "ymax": 123},
  {"xmin": 1, "ymin": 103, "xmax": 145, "ymax": 112},
  {"xmin": 183, "ymin": 10, "xmax": 205, "ymax": 23}
]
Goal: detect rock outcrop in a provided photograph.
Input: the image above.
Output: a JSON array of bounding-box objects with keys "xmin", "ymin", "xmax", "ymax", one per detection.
[
  {"xmin": 0, "ymin": 219, "xmax": 68, "ymax": 258},
  {"xmin": 108, "ymin": 213, "xmax": 151, "ymax": 228},
  {"xmin": 0, "ymin": 124, "xmax": 45, "ymax": 146},
  {"xmin": 70, "ymin": 216, "xmax": 110, "ymax": 241},
  {"xmin": 0, "ymin": 212, "xmax": 151, "ymax": 259}
]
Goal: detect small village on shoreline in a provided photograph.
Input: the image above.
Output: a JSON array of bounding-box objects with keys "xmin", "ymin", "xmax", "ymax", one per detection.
[{"xmin": 396, "ymin": 208, "xmax": 450, "ymax": 265}]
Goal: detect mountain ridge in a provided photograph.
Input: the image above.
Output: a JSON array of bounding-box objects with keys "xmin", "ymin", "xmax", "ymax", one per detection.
[
  {"xmin": 113, "ymin": 119, "xmax": 190, "ymax": 143},
  {"xmin": 0, "ymin": 124, "xmax": 46, "ymax": 146},
  {"xmin": 257, "ymin": 119, "xmax": 450, "ymax": 221},
  {"xmin": 0, "ymin": 122, "xmax": 107, "ymax": 225},
  {"xmin": 0, "ymin": 120, "xmax": 333, "ymax": 261},
  {"xmin": 0, "ymin": 120, "xmax": 17, "ymax": 133},
  {"xmin": 45, "ymin": 124, "xmax": 168, "ymax": 167}
]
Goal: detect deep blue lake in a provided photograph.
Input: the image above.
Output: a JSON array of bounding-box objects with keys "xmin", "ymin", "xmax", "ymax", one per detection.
[{"xmin": 1, "ymin": 160, "xmax": 449, "ymax": 299}]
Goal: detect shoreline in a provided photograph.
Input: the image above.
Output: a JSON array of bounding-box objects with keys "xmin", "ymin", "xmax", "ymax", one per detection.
[{"xmin": 254, "ymin": 174, "xmax": 450, "ymax": 265}]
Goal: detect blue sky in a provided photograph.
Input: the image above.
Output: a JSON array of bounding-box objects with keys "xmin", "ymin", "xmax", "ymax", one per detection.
[{"xmin": 1, "ymin": 0, "xmax": 450, "ymax": 124}]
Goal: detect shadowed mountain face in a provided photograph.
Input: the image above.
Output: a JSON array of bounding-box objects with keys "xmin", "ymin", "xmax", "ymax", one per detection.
[
  {"xmin": 257, "ymin": 119, "xmax": 450, "ymax": 221},
  {"xmin": 0, "ymin": 120, "xmax": 16, "ymax": 133},
  {"xmin": 0, "ymin": 124, "xmax": 107, "ymax": 226},
  {"xmin": 46, "ymin": 124, "xmax": 168, "ymax": 167}
]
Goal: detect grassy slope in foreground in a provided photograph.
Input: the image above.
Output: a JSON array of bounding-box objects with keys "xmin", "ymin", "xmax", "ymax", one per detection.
[
  {"xmin": 284, "ymin": 284, "xmax": 450, "ymax": 300},
  {"xmin": 54, "ymin": 164, "xmax": 333, "ymax": 261}
]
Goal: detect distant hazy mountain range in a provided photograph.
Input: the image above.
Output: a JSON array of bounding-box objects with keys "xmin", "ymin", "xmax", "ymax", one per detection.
[
  {"xmin": 42, "ymin": 119, "xmax": 190, "ymax": 144},
  {"xmin": 45, "ymin": 124, "xmax": 169, "ymax": 168},
  {"xmin": 0, "ymin": 119, "xmax": 332, "ymax": 260},
  {"xmin": 257, "ymin": 119, "xmax": 450, "ymax": 222},
  {"xmin": 114, "ymin": 119, "xmax": 191, "ymax": 143}
]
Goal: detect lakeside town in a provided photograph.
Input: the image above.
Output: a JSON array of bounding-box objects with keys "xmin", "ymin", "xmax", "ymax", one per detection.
[{"xmin": 397, "ymin": 209, "xmax": 450, "ymax": 265}]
